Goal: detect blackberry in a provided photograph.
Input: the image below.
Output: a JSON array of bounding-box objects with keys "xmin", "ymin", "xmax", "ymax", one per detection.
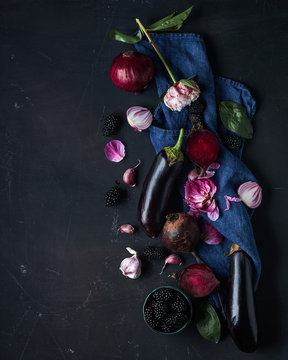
[
  {"xmin": 170, "ymin": 295, "xmax": 188, "ymax": 313},
  {"xmin": 144, "ymin": 306, "xmax": 154, "ymax": 321},
  {"xmin": 222, "ymin": 134, "xmax": 242, "ymax": 151},
  {"xmin": 151, "ymin": 301, "xmax": 168, "ymax": 320},
  {"xmin": 153, "ymin": 288, "xmax": 173, "ymax": 302},
  {"xmin": 189, "ymin": 98, "xmax": 205, "ymax": 114},
  {"xmin": 105, "ymin": 186, "xmax": 121, "ymax": 207},
  {"xmin": 161, "ymin": 322, "xmax": 174, "ymax": 333},
  {"xmin": 143, "ymin": 246, "xmax": 167, "ymax": 260},
  {"xmin": 165, "ymin": 312, "xmax": 188, "ymax": 329},
  {"xmin": 102, "ymin": 114, "xmax": 120, "ymax": 136},
  {"xmin": 144, "ymin": 307, "xmax": 159, "ymax": 329}
]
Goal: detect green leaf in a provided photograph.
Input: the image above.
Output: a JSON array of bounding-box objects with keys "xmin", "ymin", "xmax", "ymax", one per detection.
[
  {"xmin": 187, "ymin": 75, "xmax": 196, "ymax": 80},
  {"xmin": 179, "ymin": 78, "xmax": 199, "ymax": 91},
  {"xmin": 195, "ymin": 301, "xmax": 221, "ymax": 344},
  {"xmin": 218, "ymin": 101, "xmax": 253, "ymax": 139},
  {"xmin": 109, "ymin": 29, "xmax": 142, "ymax": 44},
  {"xmin": 158, "ymin": 89, "xmax": 167, "ymax": 102},
  {"xmin": 146, "ymin": 5, "xmax": 194, "ymax": 33},
  {"xmin": 146, "ymin": 12, "xmax": 177, "ymax": 32}
]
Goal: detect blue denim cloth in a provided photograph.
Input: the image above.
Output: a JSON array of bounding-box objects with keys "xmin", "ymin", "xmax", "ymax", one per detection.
[{"xmin": 135, "ymin": 33, "xmax": 261, "ymax": 307}]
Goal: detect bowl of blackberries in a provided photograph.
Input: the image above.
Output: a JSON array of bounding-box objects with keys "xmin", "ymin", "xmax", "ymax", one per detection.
[{"xmin": 143, "ymin": 286, "xmax": 192, "ymax": 334}]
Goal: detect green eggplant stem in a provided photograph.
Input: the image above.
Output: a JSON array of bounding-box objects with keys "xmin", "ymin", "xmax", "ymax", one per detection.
[{"xmin": 165, "ymin": 128, "xmax": 184, "ymax": 166}]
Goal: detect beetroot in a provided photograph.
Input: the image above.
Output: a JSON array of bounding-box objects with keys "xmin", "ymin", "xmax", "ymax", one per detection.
[
  {"xmin": 179, "ymin": 264, "xmax": 220, "ymax": 298},
  {"xmin": 185, "ymin": 128, "xmax": 219, "ymax": 170},
  {"xmin": 161, "ymin": 213, "xmax": 200, "ymax": 253}
]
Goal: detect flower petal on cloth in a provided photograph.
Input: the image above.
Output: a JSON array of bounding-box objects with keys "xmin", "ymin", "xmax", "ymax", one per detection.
[
  {"xmin": 104, "ymin": 140, "xmax": 125, "ymax": 162},
  {"xmin": 224, "ymin": 195, "xmax": 242, "ymax": 211}
]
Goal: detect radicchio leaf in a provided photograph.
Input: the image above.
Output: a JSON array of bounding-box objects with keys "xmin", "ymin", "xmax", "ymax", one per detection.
[{"xmin": 104, "ymin": 140, "xmax": 125, "ymax": 162}]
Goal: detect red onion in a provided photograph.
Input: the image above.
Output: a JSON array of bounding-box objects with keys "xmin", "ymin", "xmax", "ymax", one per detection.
[
  {"xmin": 110, "ymin": 51, "xmax": 154, "ymax": 93},
  {"xmin": 179, "ymin": 264, "xmax": 220, "ymax": 298}
]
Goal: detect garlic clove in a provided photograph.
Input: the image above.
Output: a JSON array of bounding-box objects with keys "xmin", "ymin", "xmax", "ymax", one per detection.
[
  {"xmin": 119, "ymin": 247, "xmax": 141, "ymax": 279},
  {"xmin": 126, "ymin": 106, "xmax": 153, "ymax": 131},
  {"xmin": 160, "ymin": 254, "xmax": 182, "ymax": 275},
  {"xmin": 119, "ymin": 224, "xmax": 135, "ymax": 234},
  {"xmin": 123, "ymin": 160, "xmax": 141, "ymax": 187}
]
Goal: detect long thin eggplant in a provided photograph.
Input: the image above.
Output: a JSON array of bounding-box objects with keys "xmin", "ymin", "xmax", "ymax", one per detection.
[
  {"xmin": 138, "ymin": 129, "xmax": 184, "ymax": 238},
  {"xmin": 226, "ymin": 243, "xmax": 258, "ymax": 352}
]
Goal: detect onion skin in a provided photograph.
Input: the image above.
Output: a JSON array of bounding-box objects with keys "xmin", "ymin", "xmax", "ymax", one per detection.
[
  {"xmin": 161, "ymin": 213, "xmax": 200, "ymax": 253},
  {"xmin": 226, "ymin": 246, "xmax": 258, "ymax": 352},
  {"xmin": 185, "ymin": 129, "xmax": 219, "ymax": 169},
  {"xmin": 110, "ymin": 51, "xmax": 154, "ymax": 93},
  {"xmin": 179, "ymin": 264, "xmax": 220, "ymax": 298}
]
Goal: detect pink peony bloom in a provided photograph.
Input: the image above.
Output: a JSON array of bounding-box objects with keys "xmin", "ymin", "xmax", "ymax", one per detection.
[
  {"xmin": 185, "ymin": 178, "xmax": 219, "ymax": 221},
  {"xmin": 201, "ymin": 221, "xmax": 223, "ymax": 245},
  {"xmin": 163, "ymin": 81, "xmax": 200, "ymax": 112}
]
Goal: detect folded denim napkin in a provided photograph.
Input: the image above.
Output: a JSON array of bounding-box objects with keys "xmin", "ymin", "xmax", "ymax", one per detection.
[{"xmin": 134, "ymin": 33, "xmax": 261, "ymax": 307}]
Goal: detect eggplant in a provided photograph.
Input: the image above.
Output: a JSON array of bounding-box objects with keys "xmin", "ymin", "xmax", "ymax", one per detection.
[
  {"xmin": 138, "ymin": 129, "xmax": 184, "ymax": 238},
  {"xmin": 226, "ymin": 243, "xmax": 258, "ymax": 352}
]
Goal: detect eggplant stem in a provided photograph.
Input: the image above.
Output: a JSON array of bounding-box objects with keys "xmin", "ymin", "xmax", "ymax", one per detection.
[
  {"xmin": 135, "ymin": 18, "xmax": 177, "ymax": 84},
  {"xmin": 173, "ymin": 128, "xmax": 184, "ymax": 151}
]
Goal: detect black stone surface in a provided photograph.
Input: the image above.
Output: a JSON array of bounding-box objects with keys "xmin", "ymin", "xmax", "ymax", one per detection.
[{"xmin": 0, "ymin": 1, "xmax": 287, "ymax": 359}]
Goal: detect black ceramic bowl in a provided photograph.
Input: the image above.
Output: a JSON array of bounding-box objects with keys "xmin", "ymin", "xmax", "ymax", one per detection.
[{"xmin": 143, "ymin": 286, "xmax": 193, "ymax": 334}]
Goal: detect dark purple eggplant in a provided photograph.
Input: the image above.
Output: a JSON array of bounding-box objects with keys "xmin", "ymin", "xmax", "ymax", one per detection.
[
  {"xmin": 138, "ymin": 129, "xmax": 184, "ymax": 238},
  {"xmin": 226, "ymin": 244, "xmax": 258, "ymax": 352}
]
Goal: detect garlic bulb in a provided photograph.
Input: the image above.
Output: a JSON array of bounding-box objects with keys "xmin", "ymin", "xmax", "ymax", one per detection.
[{"xmin": 119, "ymin": 247, "xmax": 141, "ymax": 279}]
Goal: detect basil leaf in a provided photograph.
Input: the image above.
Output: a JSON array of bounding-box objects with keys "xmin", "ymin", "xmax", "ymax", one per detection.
[
  {"xmin": 158, "ymin": 89, "xmax": 167, "ymax": 103},
  {"xmin": 179, "ymin": 78, "xmax": 198, "ymax": 91},
  {"xmin": 195, "ymin": 301, "xmax": 221, "ymax": 344},
  {"xmin": 218, "ymin": 101, "xmax": 253, "ymax": 139},
  {"xmin": 147, "ymin": 5, "xmax": 194, "ymax": 33},
  {"xmin": 109, "ymin": 29, "xmax": 142, "ymax": 44},
  {"xmin": 146, "ymin": 12, "xmax": 177, "ymax": 32}
]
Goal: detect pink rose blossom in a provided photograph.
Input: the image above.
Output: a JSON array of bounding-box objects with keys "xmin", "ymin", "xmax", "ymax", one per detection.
[
  {"xmin": 184, "ymin": 178, "xmax": 219, "ymax": 221},
  {"xmin": 201, "ymin": 222, "xmax": 223, "ymax": 245},
  {"xmin": 163, "ymin": 81, "xmax": 200, "ymax": 112}
]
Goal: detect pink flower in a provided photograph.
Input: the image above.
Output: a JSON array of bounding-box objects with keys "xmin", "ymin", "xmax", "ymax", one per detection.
[
  {"xmin": 163, "ymin": 81, "xmax": 200, "ymax": 112},
  {"xmin": 184, "ymin": 178, "xmax": 219, "ymax": 221},
  {"xmin": 201, "ymin": 222, "xmax": 223, "ymax": 245}
]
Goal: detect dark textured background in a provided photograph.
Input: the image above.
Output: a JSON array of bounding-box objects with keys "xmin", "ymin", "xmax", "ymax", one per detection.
[{"xmin": 0, "ymin": 0, "xmax": 287, "ymax": 359}]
